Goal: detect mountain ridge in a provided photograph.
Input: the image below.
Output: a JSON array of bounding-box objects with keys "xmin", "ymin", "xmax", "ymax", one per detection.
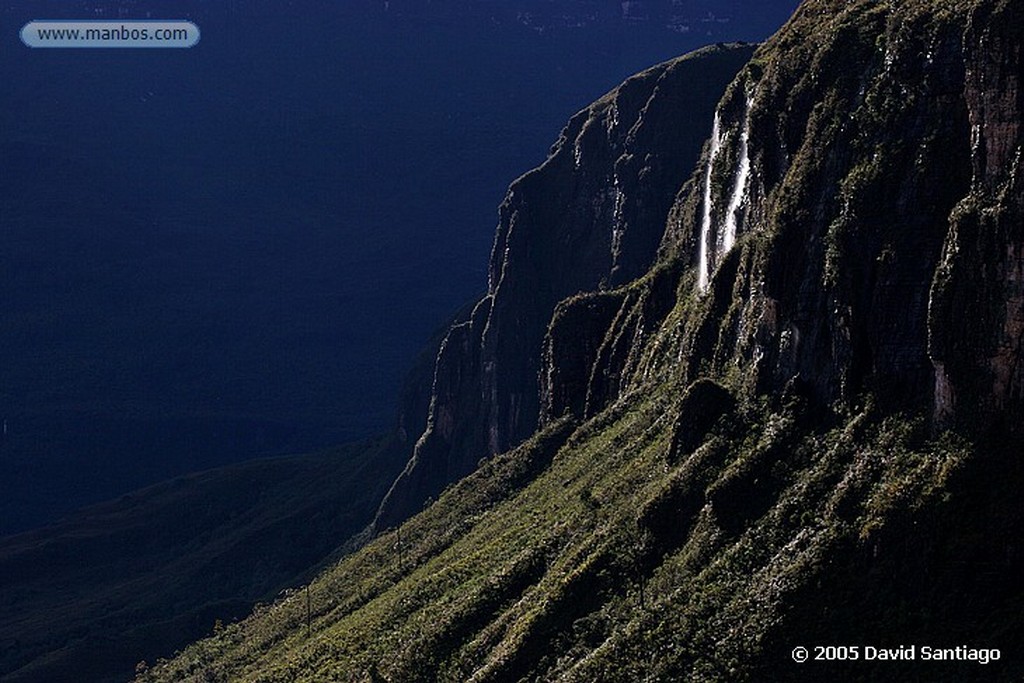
[{"xmin": 135, "ymin": 0, "xmax": 1023, "ymax": 679}]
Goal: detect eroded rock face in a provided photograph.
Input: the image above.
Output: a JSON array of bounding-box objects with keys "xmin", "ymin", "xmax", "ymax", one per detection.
[
  {"xmin": 380, "ymin": 0, "xmax": 1024, "ymax": 531},
  {"xmin": 539, "ymin": 289, "xmax": 626, "ymax": 423},
  {"xmin": 929, "ymin": 0, "xmax": 1024, "ymax": 433},
  {"xmin": 540, "ymin": 0, "xmax": 1024, "ymax": 454},
  {"xmin": 375, "ymin": 44, "xmax": 755, "ymax": 529},
  {"xmin": 568, "ymin": 0, "xmax": 1023, "ymax": 437},
  {"xmin": 668, "ymin": 2, "xmax": 977, "ymax": 415},
  {"xmin": 539, "ymin": 259, "xmax": 682, "ymax": 423}
]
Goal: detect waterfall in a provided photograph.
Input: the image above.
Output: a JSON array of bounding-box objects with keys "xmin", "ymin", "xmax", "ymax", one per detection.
[
  {"xmin": 723, "ymin": 100, "xmax": 751, "ymax": 253},
  {"xmin": 698, "ymin": 97, "xmax": 752, "ymax": 292},
  {"xmin": 698, "ymin": 112, "xmax": 723, "ymax": 292}
]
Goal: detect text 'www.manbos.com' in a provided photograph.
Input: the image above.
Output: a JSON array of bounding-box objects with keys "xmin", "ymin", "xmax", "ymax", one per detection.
[{"xmin": 21, "ymin": 21, "xmax": 200, "ymax": 49}]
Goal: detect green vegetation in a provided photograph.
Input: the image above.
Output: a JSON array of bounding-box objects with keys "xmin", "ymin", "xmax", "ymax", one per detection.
[
  {"xmin": 135, "ymin": 355, "xmax": 996, "ymax": 682},
  {"xmin": 134, "ymin": 1, "xmax": 1024, "ymax": 679}
]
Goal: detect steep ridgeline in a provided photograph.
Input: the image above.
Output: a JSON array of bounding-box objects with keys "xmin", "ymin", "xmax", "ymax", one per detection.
[
  {"xmin": 375, "ymin": 44, "xmax": 756, "ymax": 528},
  {"xmin": 138, "ymin": 2, "xmax": 1023, "ymax": 681}
]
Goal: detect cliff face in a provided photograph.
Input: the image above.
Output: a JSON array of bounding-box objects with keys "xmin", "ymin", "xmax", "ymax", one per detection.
[
  {"xmin": 929, "ymin": 0, "xmax": 1024, "ymax": 431},
  {"xmin": 375, "ymin": 43, "xmax": 756, "ymax": 528},
  {"xmin": 382, "ymin": 0, "xmax": 1023, "ymax": 545},
  {"xmin": 139, "ymin": 2, "xmax": 1024, "ymax": 681},
  {"xmin": 543, "ymin": 0, "xmax": 1023, "ymax": 438}
]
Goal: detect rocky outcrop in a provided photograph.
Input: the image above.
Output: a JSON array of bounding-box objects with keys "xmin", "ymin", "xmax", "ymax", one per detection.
[
  {"xmin": 539, "ymin": 259, "xmax": 683, "ymax": 423},
  {"xmin": 375, "ymin": 43, "xmax": 756, "ymax": 528},
  {"xmin": 539, "ymin": 289, "xmax": 626, "ymax": 422}
]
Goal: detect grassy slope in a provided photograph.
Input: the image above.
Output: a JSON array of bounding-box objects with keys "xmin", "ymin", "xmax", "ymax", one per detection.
[
  {"xmin": 136, "ymin": 303, "xmax": 1011, "ymax": 681},
  {"xmin": 0, "ymin": 437, "xmax": 406, "ymax": 683}
]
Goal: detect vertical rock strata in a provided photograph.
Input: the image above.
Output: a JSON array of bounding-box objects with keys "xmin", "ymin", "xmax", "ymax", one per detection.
[
  {"xmin": 381, "ymin": 0, "xmax": 1024, "ymax": 529},
  {"xmin": 376, "ymin": 44, "xmax": 756, "ymax": 528},
  {"xmin": 929, "ymin": 0, "xmax": 1024, "ymax": 431},
  {"xmin": 568, "ymin": 0, "xmax": 1022, "ymax": 436}
]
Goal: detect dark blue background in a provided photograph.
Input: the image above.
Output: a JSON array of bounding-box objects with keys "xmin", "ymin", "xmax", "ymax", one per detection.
[{"xmin": 0, "ymin": 0, "xmax": 800, "ymax": 534}]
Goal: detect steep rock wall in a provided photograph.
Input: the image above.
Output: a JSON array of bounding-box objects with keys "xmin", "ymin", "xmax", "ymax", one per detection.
[
  {"xmin": 559, "ymin": 0, "xmax": 1021, "ymax": 437},
  {"xmin": 375, "ymin": 44, "xmax": 756, "ymax": 528},
  {"xmin": 929, "ymin": 0, "xmax": 1024, "ymax": 433},
  {"xmin": 382, "ymin": 0, "xmax": 1024, "ymax": 532}
]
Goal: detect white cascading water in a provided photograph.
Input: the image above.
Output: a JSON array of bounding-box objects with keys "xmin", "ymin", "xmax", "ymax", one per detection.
[
  {"xmin": 698, "ymin": 112, "xmax": 723, "ymax": 292},
  {"xmin": 722, "ymin": 100, "xmax": 751, "ymax": 253}
]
